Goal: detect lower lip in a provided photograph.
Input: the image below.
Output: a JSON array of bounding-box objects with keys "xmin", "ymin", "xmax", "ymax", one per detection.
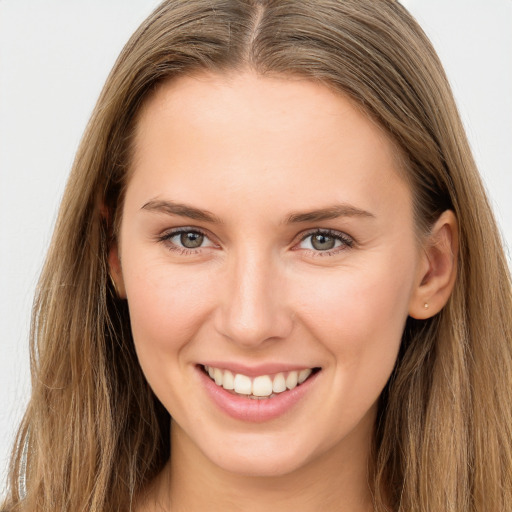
[{"xmin": 197, "ymin": 366, "xmax": 320, "ymax": 423}]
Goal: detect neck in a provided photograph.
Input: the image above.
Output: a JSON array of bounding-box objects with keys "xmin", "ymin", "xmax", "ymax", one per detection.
[{"xmin": 138, "ymin": 414, "xmax": 376, "ymax": 512}]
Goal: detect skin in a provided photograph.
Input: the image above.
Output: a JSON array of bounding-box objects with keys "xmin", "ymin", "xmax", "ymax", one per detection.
[{"xmin": 110, "ymin": 71, "xmax": 457, "ymax": 511}]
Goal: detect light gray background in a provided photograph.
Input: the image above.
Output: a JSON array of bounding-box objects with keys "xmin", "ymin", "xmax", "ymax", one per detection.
[{"xmin": 1, "ymin": 0, "xmax": 511, "ymax": 489}]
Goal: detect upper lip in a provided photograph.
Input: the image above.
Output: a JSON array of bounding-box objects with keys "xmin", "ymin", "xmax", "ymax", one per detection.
[{"xmin": 198, "ymin": 361, "xmax": 320, "ymax": 377}]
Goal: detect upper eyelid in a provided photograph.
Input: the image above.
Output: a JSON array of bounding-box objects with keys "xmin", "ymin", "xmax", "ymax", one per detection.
[
  {"xmin": 156, "ymin": 227, "xmax": 211, "ymax": 243},
  {"xmin": 297, "ymin": 228, "xmax": 354, "ymax": 242},
  {"xmin": 159, "ymin": 226, "xmax": 212, "ymax": 239}
]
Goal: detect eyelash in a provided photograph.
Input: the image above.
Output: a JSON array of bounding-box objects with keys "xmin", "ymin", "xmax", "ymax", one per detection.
[
  {"xmin": 157, "ymin": 227, "xmax": 215, "ymax": 255},
  {"xmin": 156, "ymin": 228, "xmax": 355, "ymax": 256},
  {"xmin": 296, "ymin": 229, "xmax": 355, "ymax": 256}
]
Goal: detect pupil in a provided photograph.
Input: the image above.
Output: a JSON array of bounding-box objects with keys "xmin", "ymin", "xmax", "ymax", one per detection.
[
  {"xmin": 180, "ymin": 232, "xmax": 203, "ymax": 248},
  {"xmin": 312, "ymin": 234, "xmax": 335, "ymax": 250}
]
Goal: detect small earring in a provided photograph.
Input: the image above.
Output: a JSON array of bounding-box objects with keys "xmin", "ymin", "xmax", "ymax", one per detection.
[{"xmin": 424, "ymin": 303, "xmax": 429, "ymax": 309}]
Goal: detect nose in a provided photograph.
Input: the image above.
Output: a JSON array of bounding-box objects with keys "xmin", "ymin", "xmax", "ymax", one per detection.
[{"xmin": 214, "ymin": 248, "xmax": 293, "ymax": 349}]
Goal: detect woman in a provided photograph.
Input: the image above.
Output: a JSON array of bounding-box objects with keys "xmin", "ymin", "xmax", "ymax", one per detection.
[{"xmin": 3, "ymin": 1, "xmax": 511, "ymax": 511}]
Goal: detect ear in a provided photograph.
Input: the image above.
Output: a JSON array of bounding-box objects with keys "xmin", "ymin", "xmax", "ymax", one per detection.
[
  {"xmin": 108, "ymin": 241, "xmax": 127, "ymax": 299},
  {"xmin": 409, "ymin": 210, "xmax": 458, "ymax": 319},
  {"xmin": 100, "ymin": 198, "xmax": 127, "ymax": 299}
]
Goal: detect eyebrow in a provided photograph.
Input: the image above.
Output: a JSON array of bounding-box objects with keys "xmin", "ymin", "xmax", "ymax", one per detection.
[
  {"xmin": 141, "ymin": 199, "xmax": 374, "ymax": 225},
  {"xmin": 285, "ymin": 204, "xmax": 375, "ymax": 223},
  {"xmin": 141, "ymin": 199, "xmax": 222, "ymax": 223}
]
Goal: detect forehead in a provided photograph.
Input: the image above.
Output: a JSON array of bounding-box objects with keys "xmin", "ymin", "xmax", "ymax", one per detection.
[
  {"xmin": 133, "ymin": 71, "xmax": 400, "ymax": 161},
  {"xmin": 127, "ymin": 71, "xmax": 411, "ymax": 225}
]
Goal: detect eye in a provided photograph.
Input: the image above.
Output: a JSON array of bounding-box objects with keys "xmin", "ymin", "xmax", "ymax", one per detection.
[
  {"xmin": 297, "ymin": 230, "xmax": 354, "ymax": 253},
  {"xmin": 177, "ymin": 231, "xmax": 205, "ymax": 249},
  {"xmin": 158, "ymin": 228, "xmax": 216, "ymax": 252}
]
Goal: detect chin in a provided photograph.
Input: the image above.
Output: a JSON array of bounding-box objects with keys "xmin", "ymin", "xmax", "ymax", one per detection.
[
  {"xmin": 199, "ymin": 433, "xmax": 316, "ymax": 478},
  {"xmin": 215, "ymin": 454, "xmax": 308, "ymax": 478}
]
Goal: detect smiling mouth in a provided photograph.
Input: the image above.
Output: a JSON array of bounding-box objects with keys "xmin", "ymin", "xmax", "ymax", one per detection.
[{"xmin": 201, "ymin": 365, "xmax": 321, "ymax": 399}]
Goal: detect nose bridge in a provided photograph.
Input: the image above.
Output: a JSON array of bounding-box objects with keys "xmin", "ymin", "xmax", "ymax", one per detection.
[{"xmin": 217, "ymin": 243, "xmax": 291, "ymax": 347}]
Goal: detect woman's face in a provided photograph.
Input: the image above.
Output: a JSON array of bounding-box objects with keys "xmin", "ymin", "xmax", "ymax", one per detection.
[{"xmin": 115, "ymin": 72, "xmax": 427, "ymax": 477}]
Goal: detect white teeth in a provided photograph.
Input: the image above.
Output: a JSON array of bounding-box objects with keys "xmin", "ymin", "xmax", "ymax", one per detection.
[
  {"xmin": 252, "ymin": 375, "xmax": 273, "ymax": 397},
  {"xmin": 204, "ymin": 365, "xmax": 316, "ymax": 397},
  {"xmin": 272, "ymin": 373, "xmax": 286, "ymax": 393},
  {"xmin": 223, "ymin": 370, "xmax": 234, "ymax": 390},
  {"xmin": 213, "ymin": 367, "xmax": 223, "ymax": 386},
  {"xmin": 286, "ymin": 371, "xmax": 298, "ymax": 390},
  {"xmin": 233, "ymin": 373, "xmax": 252, "ymax": 395},
  {"xmin": 298, "ymin": 368, "xmax": 312, "ymax": 384}
]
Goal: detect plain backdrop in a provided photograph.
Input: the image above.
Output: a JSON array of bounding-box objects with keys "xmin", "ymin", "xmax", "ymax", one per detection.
[{"xmin": 1, "ymin": 0, "xmax": 511, "ymax": 489}]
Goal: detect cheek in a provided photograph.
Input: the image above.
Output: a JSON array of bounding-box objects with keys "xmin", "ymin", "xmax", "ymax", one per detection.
[
  {"xmin": 294, "ymin": 257, "xmax": 414, "ymax": 372},
  {"xmin": 122, "ymin": 259, "xmax": 221, "ymax": 412},
  {"xmin": 123, "ymin": 258, "xmax": 216, "ymax": 361},
  {"xmin": 290, "ymin": 261, "xmax": 415, "ymax": 439}
]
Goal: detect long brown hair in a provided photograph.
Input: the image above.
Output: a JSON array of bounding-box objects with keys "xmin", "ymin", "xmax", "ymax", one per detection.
[{"xmin": 3, "ymin": 1, "xmax": 511, "ymax": 510}]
